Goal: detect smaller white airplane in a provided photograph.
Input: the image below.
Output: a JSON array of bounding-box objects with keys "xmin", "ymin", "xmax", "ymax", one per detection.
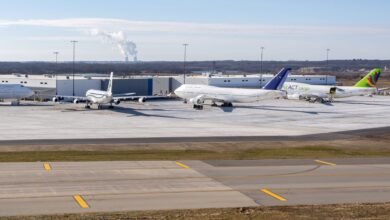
[
  {"xmin": 0, "ymin": 84, "xmax": 34, "ymax": 105},
  {"xmin": 175, "ymin": 68, "xmax": 291, "ymax": 109},
  {"xmin": 54, "ymin": 72, "xmax": 136, "ymax": 109},
  {"xmin": 283, "ymin": 68, "xmax": 382, "ymax": 103}
]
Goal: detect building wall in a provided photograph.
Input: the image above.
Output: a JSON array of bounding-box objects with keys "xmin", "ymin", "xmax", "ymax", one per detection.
[
  {"xmin": 153, "ymin": 77, "xmax": 171, "ymax": 95},
  {"xmin": 57, "ymin": 79, "xmax": 101, "ymax": 96},
  {"xmin": 101, "ymin": 79, "xmax": 152, "ymax": 96},
  {"xmin": 171, "ymin": 75, "xmax": 336, "ymax": 90},
  {"xmin": 0, "ymin": 74, "xmax": 338, "ymax": 99},
  {"xmin": 171, "ymin": 75, "xmax": 210, "ymax": 90}
]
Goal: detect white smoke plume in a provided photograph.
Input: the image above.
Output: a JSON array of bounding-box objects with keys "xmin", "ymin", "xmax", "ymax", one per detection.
[{"xmin": 90, "ymin": 29, "xmax": 137, "ymax": 61}]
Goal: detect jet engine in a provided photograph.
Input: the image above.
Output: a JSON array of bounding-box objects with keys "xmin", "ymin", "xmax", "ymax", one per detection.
[
  {"xmin": 73, "ymin": 99, "xmax": 79, "ymax": 104},
  {"xmin": 52, "ymin": 97, "xmax": 59, "ymax": 102},
  {"xmin": 138, "ymin": 97, "xmax": 145, "ymax": 103},
  {"xmin": 287, "ymin": 94, "xmax": 301, "ymax": 100},
  {"xmin": 189, "ymin": 95, "xmax": 205, "ymax": 105},
  {"xmin": 114, "ymin": 100, "xmax": 121, "ymax": 105}
]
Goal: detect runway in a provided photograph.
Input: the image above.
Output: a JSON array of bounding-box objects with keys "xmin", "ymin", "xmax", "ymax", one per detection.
[{"xmin": 1, "ymin": 158, "xmax": 390, "ymax": 216}]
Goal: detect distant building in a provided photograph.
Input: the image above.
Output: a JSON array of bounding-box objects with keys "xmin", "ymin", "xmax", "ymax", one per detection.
[{"xmin": 172, "ymin": 74, "xmax": 336, "ymax": 90}]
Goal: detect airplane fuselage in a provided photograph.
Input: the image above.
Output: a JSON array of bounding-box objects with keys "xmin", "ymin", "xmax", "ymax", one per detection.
[
  {"xmin": 334, "ymin": 86, "xmax": 376, "ymax": 98},
  {"xmin": 283, "ymin": 82, "xmax": 376, "ymax": 99},
  {"xmin": 283, "ymin": 82, "xmax": 332, "ymax": 99},
  {"xmin": 0, "ymin": 84, "xmax": 34, "ymax": 99},
  {"xmin": 175, "ymin": 84, "xmax": 285, "ymax": 103},
  {"xmin": 85, "ymin": 89, "xmax": 113, "ymax": 104}
]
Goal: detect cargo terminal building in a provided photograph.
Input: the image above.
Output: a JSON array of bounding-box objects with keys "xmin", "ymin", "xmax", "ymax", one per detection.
[{"xmin": 0, "ymin": 73, "xmax": 337, "ymax": 99}]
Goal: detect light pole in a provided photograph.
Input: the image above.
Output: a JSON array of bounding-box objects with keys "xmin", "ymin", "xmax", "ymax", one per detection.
[
  {"xmin": 260, "ymin": 47, "xmax": 265, "ymax": 87},
  {"xmin": 70, "ymin": 40, "xmax": 78, "ymax": 96},
  {"xmin": 260, "ymin": 47, "xmax": 265, "ymax": 74},
  {"xmin": 54, "ymin": 51, "xmax": 59, "ymax": 64},
  {"xmin": 326, "ymin": 48, "xmax": 330, "ymax": 67},
  {"xmin": 183, "ymin": 43, "xmax": 189, "ymax": 84},
  {"xmin": 53, "ymin": 51, "xmax": 59, "ymax": 95}
]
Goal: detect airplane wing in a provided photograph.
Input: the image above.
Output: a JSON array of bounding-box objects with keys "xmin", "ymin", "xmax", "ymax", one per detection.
[
  {"xmin": 113, "ymin": 95, "xmax": 172, "ymax": 103},
  {"xmin": 112, "ymin": 92, "xmax": 136, "ymax": 97},
  {"xmin": 53, "ymin": 95, "xmax": 88, "ymax": 103},
  {"xmin": 111, "ymin": 92, "xmax": 137, "ymax": 102}
]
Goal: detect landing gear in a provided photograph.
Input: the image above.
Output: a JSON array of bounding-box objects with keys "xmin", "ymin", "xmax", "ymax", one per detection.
[
  {"xmin": 183, "ymin": 99, "xmax": 188, "ymax": 104},
  {"xmin": 211, "ymin": 102, "xmax": 218, "ymax": 107},
  {"xmin": 221, "ymin": 102, "xmax": 233, "ymax": 107},
  {"xmin": 193, "ymin": 104, "xmax": 203, "ymax": 110},
  {"xmin": 84, "ymin": 101, "xmax": 91, "ymax": 109},
  {"xmin": 97, "ymin": 104, "xmax": 103, "ymax": 110}
]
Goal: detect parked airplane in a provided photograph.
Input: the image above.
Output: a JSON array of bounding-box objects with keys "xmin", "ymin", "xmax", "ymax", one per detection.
[
  {"xmin": 174, "ymin": 68, "xmax": 291, "ymax": 109},
  {"xmin": 53, "ymin": 72, "xmax": 137, "ymax": 109},
  {"xmin": 0, "ymin": 84, "xmax": 34, "ymax": 105},
  {"xmin": 283, "ymin": 68, "xmax": 382, "ymax": 103}
]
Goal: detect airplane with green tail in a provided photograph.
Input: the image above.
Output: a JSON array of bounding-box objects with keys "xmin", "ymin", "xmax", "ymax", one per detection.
[
  {"xmin": 283, "ymin": 68, "xmax": 382, "ymax": 103},
  {"xmin": 334, "ymin": 68, "xmax": 381, "ymax": 98}
]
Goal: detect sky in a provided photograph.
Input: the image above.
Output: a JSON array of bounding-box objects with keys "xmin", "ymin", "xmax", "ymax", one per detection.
[{"xmin": 0, "ymin": 0, "xmax": 389, "ymax": 61}]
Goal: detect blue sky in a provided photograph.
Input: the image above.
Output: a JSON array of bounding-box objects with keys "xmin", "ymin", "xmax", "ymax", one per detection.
[{"xmin": 0, "ymin": 0, "xmax": 389, "ymax": 61}]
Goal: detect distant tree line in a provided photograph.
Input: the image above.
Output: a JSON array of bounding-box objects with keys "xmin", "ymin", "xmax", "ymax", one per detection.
[{"xmin": 0, "ymin": 60, "xmax": 388, "ymax": 79}]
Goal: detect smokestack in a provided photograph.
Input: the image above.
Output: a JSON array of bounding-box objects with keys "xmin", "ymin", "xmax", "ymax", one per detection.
[{"xmin": 90, "ymin": 29, "xmax": 138, "ymax": 62}]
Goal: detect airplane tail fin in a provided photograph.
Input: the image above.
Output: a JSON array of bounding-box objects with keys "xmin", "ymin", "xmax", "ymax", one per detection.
[
  {"xmin": 354, "ymin": 68, "xmax": 382, "ymax": 88},
  {"xmin": 263, "ymin": 68, "xmax": 291, "ymax": 90},
  {"xmin": 107, "ymin": 72, "xmax": 114, "ymax": 94}
]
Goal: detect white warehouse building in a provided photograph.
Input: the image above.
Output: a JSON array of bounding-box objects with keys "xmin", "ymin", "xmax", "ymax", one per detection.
[
  {"xmin": 0, "ymin": 73, "xmax": 337, "ymax": 99},
  {"xmin": 172, "ymin": 73, "xmax": 336, "ymax": 90}
]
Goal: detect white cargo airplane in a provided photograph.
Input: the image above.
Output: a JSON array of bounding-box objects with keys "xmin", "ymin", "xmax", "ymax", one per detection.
[
  {"xmin": 174, "ymin": 68, "xmax": 291, "ymax": 109},
  {"xmin": 54, "ymin": 72, "xmax": 136, "ymax": 109},
  {"xmin": 283, "ymin": 68, "xmax": 382, "ymax": 103},
  {"xmin": 0, "ymin": 84, "xmax": 34, "ymax": 105}
]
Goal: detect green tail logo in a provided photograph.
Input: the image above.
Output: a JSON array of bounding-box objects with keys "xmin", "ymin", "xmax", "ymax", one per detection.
[{"xmin": 354, "ymin": 68, "xmax": 382, "ymax": 88}]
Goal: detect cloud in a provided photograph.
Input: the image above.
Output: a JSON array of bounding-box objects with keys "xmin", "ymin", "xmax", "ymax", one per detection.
[{"xmin": 0, "ymin": 18, "xmax": 389, "ymax": 37}]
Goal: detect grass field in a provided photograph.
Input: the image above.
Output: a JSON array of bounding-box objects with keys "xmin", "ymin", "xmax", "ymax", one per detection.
[
  {"xmin": 1, "ymin": 146, "xmax": 390, "ymax": 162},
  {"xmin": 2, "ymin": 203, "xmax": 390, "ymax": 220}
]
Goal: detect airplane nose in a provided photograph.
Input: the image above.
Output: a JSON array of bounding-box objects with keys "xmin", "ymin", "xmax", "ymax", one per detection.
[{"xmin": 27, "ymin": 89, "xmax": 34, "ymax": 97}]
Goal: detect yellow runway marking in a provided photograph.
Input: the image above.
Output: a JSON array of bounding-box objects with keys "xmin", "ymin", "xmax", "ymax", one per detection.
[
  {"xmin": 315, "ymin": 160, "xmax": 336, "ymax": 166},
  {"xmin": 73, "ymin": 195, "xmax": 90, "ymax": 209},
  {"xmin": 176, "ymin": 161, "xmax": 190, "ymax": 169},
  {"xmin": 43, "ymin": 163, "xmax": 52, "ymax": 171},
  {"xmin": 261, "ymin": 189, "xmax": 287, "ymax": 201}
]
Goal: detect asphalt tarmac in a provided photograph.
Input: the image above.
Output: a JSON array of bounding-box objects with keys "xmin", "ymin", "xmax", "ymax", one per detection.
[
  {"xmin": 1, "ymin": 96, "xmax": 390, "ymax": 142},
  {"xmin": 0, "ymin": 125, "xmax": 388, "ymax": 147},
  {"xmin": 0, "ymin": 158, "xmax": 389, "ymax": 216}
]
